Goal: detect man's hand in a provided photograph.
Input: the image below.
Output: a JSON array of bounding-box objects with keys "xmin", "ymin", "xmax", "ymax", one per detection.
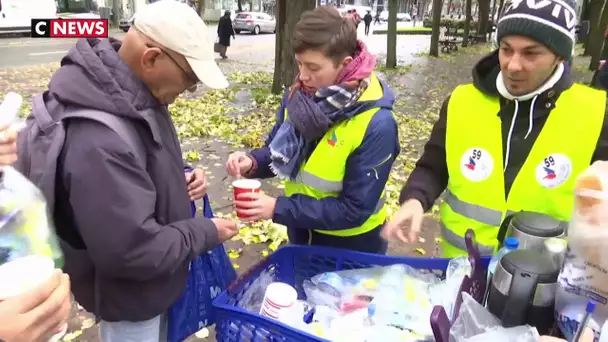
[
  {"xmin": 185, "ymin": 169, "xmax": 208, "ymax": 201},
  {"xmin": 381, "ymin": 199, "xmax": 424, "ymax": 244},
  {"xmin": 211, "ymin": 218, "xmax": 239, "ymax": 243},
  {"xmin": 225, "ymin": 152, "xmax": 253, "ymax": 178},
  {"xmin": 0, "ymin": 125, "xmax": 18, "ymax": 167},
  {"xmin": 0, "ymin": 270, "xmax": 71, "ymax": 342},
  {"xmin": 234, "ymin": 192, "xmax": 277, "ymax": 221}
]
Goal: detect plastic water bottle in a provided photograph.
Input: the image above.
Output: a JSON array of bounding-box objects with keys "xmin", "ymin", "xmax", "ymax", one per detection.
[{"xmin": 488, "ymin": 237, "xmax": 519, "ymax": 277}]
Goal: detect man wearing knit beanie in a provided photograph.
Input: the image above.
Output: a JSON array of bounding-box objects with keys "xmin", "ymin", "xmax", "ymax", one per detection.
[{"xmin": 383, "ymin": 1, "xmax": 608, "ymax": 259}]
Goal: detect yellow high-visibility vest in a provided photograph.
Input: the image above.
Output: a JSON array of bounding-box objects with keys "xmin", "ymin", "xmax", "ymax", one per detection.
[
  {"xmin": 440, "ymin": 83, "xmax": 605, "ymax": 257},
  {"xmin": 284, "ymin": 73, "xmax": 392, "ymax": 237}
]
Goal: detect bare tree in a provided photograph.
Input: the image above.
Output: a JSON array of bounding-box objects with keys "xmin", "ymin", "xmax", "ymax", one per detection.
[
  {"xmin": 387, "ymin": 0, "xmax": 399, "ymax": 68},
  {"xmin": 585, "ymin": 0, "xmax": 607, "ymax": 55},
  {"xmin": 430, "ymin": 0, "xmax": 443, "ymax": 56},
  {"xmin": 462, "ymin": 0, "xmax": 472, "ymax": 47},
  {"xmin": 590, "ymin": 0, "xmax": 608, "ymax": 69},
  {"xmin": 271, "ymin": 0, "xmax": 316, "ymax": 94},
  {"xmin": 496, "ymin": 0, "xmax": 505, "ymax": 20},
  {"xmin": 477, "ymin": 0, "xmax": 490, "ymax": 41},
  {"xmin": 195, "ymin": 0, "xmax": 206, "ymax": 17}
]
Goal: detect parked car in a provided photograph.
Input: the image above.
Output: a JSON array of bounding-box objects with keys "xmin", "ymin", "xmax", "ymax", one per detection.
[
  {"xmin": 119, "ymin": 14, "xmax": 134, "ymax": 32},
  {"xmin": 233, "ymin": 11, "xmax": 275, "ymax": 35},
  {"xmin": 379, "ymin": 11, "xmax": 411, "ymax": 21}
]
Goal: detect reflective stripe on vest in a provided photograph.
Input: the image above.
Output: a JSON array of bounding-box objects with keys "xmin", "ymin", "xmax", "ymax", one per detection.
[
  {"xmin": 283, "ymin": 73, "xmax": 392, "ymax": 237},
  {"xmin": 295, "ymin": 169, "xmax": 387, "ymax": 215},
  {"xmin": 440, "ymin": 83, "xmax": 606, "ymax": 258}
]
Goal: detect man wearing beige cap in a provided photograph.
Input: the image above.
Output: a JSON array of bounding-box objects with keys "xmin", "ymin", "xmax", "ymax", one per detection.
[{"xmin": 24, "ymin": 0, "xmax": 238, "ymax": 340}]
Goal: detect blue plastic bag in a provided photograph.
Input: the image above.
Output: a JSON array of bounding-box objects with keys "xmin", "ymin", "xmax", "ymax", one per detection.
[{"xmin": 167, "ymin": 194, "xmax": 237, "ymax": 342}]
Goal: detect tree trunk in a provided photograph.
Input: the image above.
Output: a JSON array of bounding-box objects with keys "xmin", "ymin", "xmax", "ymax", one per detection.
[
  {"xmin": 196, "ymin": 0, "xmax": 206, "ymax": 17},
  {"xmin": 237, "ymin": 0, "xmax": 243, "ymax": 12},
  {"xmin": 271, "ymin": 0, "xmax": 316, "ymax": 94},
  {"xmin": 430, "ymin": 0, "xmax": 443, "ymax": 56},
  {"xmin": 477, "ymin": 0, "xmax": 489, "ymax": 39},
  {"xmin": 462, "ymin": 0, "xmax": 472, "ymax": 47},
  {"xmin": 590, "ymin": 0, "xmax": 608, "ymax": 69},
  {"xmin": 496, "ymin": 0, "xmax": 505, "ymax": 19},
  {"xmin": 111, "ymin": 0, "xmax": 122, "ymax": 26},
  {"xmin": 387, "ymin": 0, "xmax": 399, "ymax": 68},
  {"xmin": 447, "ymin": 0, "xmax": 453, "ymax": 14},
  {"xmin": 490, "ymin": 0, "xmax": 497, "ymax": 22},
  {"xmin": 585, "ymin": 0, "xmax": 606, "ymax": 55}
]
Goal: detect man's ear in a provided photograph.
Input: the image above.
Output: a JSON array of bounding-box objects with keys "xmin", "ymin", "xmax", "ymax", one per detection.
[{"xmin": 141, "ymin": 48, "xmax": 161, "ymax": 70}]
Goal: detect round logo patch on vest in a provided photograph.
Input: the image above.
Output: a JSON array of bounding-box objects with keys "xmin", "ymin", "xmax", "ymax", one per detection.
[
  {"xmin": 460, "ymin": 147, "xmax": 494, "ymax": 182},
  {"xmin": 536, "ymin": 153, "xmax": 572, "ymax": 188}
]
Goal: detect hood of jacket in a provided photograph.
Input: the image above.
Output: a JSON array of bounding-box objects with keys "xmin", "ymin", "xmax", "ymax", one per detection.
[{"xmin": 45, "ymin": 38, "xmax": 163, "ymax": 138}]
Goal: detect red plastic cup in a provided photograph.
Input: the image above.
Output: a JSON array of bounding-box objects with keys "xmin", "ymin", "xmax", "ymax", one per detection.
[{"xmin": 233, "ymin": 179, "xmax": 261, "ymax": 219}]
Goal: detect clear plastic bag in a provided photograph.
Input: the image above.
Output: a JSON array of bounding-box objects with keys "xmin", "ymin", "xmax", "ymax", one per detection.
[
  {"xmin": 0, "ymin": 166, "xmax": 63, "ymax": 268},
  {"xmin": 556, "ymin": 162, "xmax": 608, "ymax": 329},
  {"xmin": 0, "ymin": 92, "xmax": 61, "ymax": 270},
  {"xmin": 450, "ymin": 292, "xmax": 539, "ymax": 342}
]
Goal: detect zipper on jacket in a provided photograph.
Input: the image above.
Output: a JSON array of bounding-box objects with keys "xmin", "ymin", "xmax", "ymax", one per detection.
[{"xmin": 370, "ymin": 153, "xmax": 393, "ymax": 179}]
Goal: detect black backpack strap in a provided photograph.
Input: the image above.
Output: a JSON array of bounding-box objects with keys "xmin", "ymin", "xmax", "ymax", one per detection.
[{"xmin": 62, "ymin": 108, "xmax": 147, "ymax": 168}]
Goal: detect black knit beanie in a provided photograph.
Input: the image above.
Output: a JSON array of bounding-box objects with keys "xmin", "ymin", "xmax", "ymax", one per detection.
[{"xmin": 497, "ymin": 0, "xmax": 577, "ymax": 59}]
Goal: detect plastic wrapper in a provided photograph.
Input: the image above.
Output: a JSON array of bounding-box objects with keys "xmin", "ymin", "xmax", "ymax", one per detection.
[
  {"xmin": 0, "ymin": 92, "xmax": 62, "ymax": 269},
  {"xmin": 556, "ymin": 161, "xmax": 608, "ymax": 330},
  {"xmin": 450, "ymin": 292, "xmax": 539, "ymax": 342},
  {"xmin": 568, "ymin": 162, "xmax": 608, "ymax": 263},
  {"xmin": 236, "ymin": 268, "xmax": 276, "ymax": 313},
  {"xmin": 431, "ymin": 256, "xmax": 472, "ymax": 320},
  {"xmin": 0, "ymin": 167, "xmax": 63, "ymax": 267}
]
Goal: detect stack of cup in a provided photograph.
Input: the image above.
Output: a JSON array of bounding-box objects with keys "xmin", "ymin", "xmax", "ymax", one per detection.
[
  {"xmin": 259, "ymin": 282, "xmax": 298, "ymax": 320},
  {"xmin": 0, "ymin": 255, "xmax": 68, "ymax": 342},
  {"xmin": 232, "ymin": 179, "xmax": 262, "ymax": 219}
]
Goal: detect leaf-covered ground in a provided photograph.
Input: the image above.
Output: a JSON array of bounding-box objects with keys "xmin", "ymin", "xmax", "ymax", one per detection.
[{"xmin": 0, "ymin": 42, "xmax": 595, "ymax": 341}]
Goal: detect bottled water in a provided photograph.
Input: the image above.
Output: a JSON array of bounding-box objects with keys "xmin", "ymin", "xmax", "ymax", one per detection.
[{"xmin": 488, "ymin": 237, "xmax": 519, "ymax": 278}]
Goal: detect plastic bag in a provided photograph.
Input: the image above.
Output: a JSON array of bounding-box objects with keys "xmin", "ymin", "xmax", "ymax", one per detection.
[
  {"xmin": 450, "ymin": 292, "xmax": 539, "ymax": 342},
  {"xmin": 166, "ymin": 195, "xmax": 237, "ymax": 342},
  {"xmin": 556, "ymin": 161, "xmax": 608, "ymax": 333},
  {"xmin": 568, "ymin": 162, "xmax": 608, "ymax": 262},
  {"xmin": 0, "ymin": 167, "xmax": 64, "ymax": 268}
]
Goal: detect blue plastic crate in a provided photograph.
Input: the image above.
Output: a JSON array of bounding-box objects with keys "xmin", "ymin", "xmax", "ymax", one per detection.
[{"xmin": 213, "ymin": 242, "xmax": 491, "ymax": 342}]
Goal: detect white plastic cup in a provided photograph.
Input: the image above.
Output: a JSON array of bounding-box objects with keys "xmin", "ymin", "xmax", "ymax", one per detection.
[
  {"xmin": 259, "ymin": 282, "xmax": 298, "ymax": 320},
  {"xmin": 0, "ymin": 255, "xmax": 67, "ymax": 342}
]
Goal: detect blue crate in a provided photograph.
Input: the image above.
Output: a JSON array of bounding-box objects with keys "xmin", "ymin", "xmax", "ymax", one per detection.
[{"xmin": 213, "ymin": 243, "xmax": 491, "ymax": 342}]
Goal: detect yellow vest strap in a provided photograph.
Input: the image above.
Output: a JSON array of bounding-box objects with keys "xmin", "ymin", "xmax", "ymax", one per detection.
[
  {"xmin": 440, "ymin": 222, "xmax": 495, "ymax": 255},
  {"xmin": 296, "ymin": 170, "xmax": 343, "ymax": 193},
  {"xmin": 444, "ymin": 190, "xmax": 503, "ymax": 226}
]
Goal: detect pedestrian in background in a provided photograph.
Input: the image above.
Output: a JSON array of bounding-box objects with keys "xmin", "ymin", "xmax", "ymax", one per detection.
[
  {"xmin": 363, "ymin": 10, "xmax": 372, "ymax": 36},
  {"xmin": 217, "ymin": 10, "xmax": 235, "ymax": 59}
]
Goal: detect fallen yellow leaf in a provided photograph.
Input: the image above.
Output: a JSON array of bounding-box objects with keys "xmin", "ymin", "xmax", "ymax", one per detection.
[{"xmin": 414, "ymin": 248, "xmax": 426, "ymax": 255}]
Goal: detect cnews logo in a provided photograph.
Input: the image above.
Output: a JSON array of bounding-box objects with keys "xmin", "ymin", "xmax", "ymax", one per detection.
[{"xmin": 31, "ymin": 19, "xmax": 109, "ymax": 38}]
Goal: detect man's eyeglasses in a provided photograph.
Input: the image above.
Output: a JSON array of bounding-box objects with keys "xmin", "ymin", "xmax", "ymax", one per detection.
[{"xmin": 144, "ymin": 43, "xmax": 200, "ymax": 87}]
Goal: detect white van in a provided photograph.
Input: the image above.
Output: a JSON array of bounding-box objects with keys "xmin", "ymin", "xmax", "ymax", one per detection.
[{"xmin": 0, "ymin": 0, "xmax": 58, "ymax": 33}]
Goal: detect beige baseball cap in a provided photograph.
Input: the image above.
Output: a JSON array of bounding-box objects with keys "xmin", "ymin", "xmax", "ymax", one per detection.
[{"xmin": 132, "ymin": 0, "xmax": 229, "ymax": 89}]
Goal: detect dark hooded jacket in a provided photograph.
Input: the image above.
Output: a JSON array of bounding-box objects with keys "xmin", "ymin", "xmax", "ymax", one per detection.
[
  {"xmin": 45, "ymin": 38, "xmax": 219, "ymax": 322},
  {"xmin": 400, "ymin": 50, "xmax": 608, "ymax": 211}
]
